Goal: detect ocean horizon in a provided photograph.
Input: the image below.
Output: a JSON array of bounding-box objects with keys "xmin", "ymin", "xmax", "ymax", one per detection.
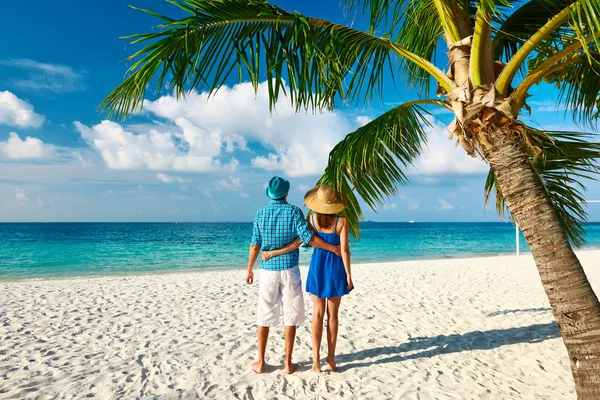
[{"xmin": 2, "ymin": 222, "xmax": 599, "ymax": 280}]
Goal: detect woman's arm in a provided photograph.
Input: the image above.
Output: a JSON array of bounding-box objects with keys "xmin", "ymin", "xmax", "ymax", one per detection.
[
  {"xmin": 339, "ymin": 218, "xmax": 353, "ymax": 290},
  {"xmin": 262, "ymin": 237, "xmax": 302, "ymax": 261}
]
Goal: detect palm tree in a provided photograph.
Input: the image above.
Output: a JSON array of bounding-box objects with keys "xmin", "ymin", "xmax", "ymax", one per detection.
[{"xmin": 100, "ymin": 0, "xmax": 600, "ymax": 397}]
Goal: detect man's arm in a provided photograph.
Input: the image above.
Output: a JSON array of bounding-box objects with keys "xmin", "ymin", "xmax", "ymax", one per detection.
[
  {"xmin": 309, "ymin": 235, "xmax": 342, "ymax": 257},
  {"xmin": 247, "ymin": 211, "xmax": 262, "ymax": 285},
  {"xmin": 294, "ymin": 208, "xmax": 341, "ymax": 257},
  {"xmin": 262, "ymin": 238, "xmax": 302, "ymax": 261},
  {"xmin": 246, "ymin": 244, "xmax": 260, "ymax": 284}
]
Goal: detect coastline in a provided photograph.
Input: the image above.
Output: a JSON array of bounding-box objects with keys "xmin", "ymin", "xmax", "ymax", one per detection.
[
  {"xmin": 3, "ymin": 222, "xmax": 600, "ymax": 281},
  {"xmin": 2, "ymin": 251, "xmax": 598, "ymax": 398},
  {"xmin": 1, "ymin": 246, "xmax": 599, "ymax": 283}
]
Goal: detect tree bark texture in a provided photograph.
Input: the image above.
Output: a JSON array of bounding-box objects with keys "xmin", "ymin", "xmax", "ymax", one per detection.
[{"xmin": 483, "ymin": 125, "xmax": 600, "ymax": 399}]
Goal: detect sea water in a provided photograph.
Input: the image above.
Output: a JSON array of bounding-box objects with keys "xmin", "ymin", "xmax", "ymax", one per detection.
[{"xmin": 1, "ymin": 222, "xmax": 599, "ymax": 280}]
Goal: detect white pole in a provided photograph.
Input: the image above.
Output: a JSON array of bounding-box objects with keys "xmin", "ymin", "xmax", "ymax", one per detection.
[{"xmin": 516, "ymin": 223, "xmax": 520, "ymax": 256}]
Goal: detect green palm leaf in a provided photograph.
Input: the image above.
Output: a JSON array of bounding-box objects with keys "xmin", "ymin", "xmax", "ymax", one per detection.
[
  {"xmin": 553, "ymin": 52, "xmax": 600, "ymax": 123},
  {"xmin": 492, "ymin": 0, "xmax": 577, "ymax": 61},
  {"xmin": 394, "ymin": 0, "xmax": 445, "ymax": 93},
  {"xmin": 343, "ymin": 0, "xmax": 409, "ymax": 35},
  {"xmin": 485, "ymin": 128, "xmax": 600, "ymax": 246},
  {"xmin": 317, "ymin": 101, "xmax": 435, "ymax": 237},
  {"xmin": 99, "ymin": 0, "xmax": 451, "ymax": 121}
]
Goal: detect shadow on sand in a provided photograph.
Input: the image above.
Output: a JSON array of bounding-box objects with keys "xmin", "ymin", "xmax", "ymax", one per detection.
[
  {"xmin": 487, "ymin": 307, "xmax": 552, "ymax": 317},
  {"xmin": 336, "ymin": 322, "xmax": 560, "ymax": 371}
]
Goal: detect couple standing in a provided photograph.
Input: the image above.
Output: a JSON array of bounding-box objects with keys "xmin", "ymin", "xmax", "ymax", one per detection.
[{"xmin": 245, "ymin": 176, "xmax": 353, "ymax": 374}]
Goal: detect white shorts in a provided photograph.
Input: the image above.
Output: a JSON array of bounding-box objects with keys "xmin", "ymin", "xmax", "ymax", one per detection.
[{"xmin": 257, "ymin": 266, "xmax": 305, "ymax": 327}]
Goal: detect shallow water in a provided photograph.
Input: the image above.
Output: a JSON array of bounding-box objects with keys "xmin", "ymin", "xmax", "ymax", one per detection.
[{"xmin": 1, "ymin": 222, "xmax": 599, "ymax": 279}]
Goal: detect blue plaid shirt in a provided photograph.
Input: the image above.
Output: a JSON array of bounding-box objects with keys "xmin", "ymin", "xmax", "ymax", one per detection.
[{"xmin": 251, "ymin": 199, "xmax": 314, "ymax": 270}]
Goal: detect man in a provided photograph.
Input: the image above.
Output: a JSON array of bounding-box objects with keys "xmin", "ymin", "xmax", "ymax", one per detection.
[{"xmin": 246, "ymin": 176, "xmax": 341, "ymax": 374}]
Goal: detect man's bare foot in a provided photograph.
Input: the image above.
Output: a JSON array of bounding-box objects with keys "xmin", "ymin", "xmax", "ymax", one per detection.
[
  {"xmin": 251, "ymin": 361, "xmax": 265, "ymax": 374},
  {"xmin": 325, "ymin": 357, "xmax": 337, "ymax": 371},
  {"xmin": 284, "ymin": 362, "xmax": 299, "ymax": 374},
  {"xmin": 311, "ymin": 362, "xmax": 322, "ymax": 373}
]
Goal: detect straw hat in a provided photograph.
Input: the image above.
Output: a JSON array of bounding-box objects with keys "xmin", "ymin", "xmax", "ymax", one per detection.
[{"xmin": 304, "ymin": 185, "xmax": 347, "ymax": 214}]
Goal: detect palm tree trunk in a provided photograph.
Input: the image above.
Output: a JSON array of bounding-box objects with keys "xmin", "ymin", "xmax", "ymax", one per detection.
[{"xmin": 483, "ymin": 125, "xmax": 600, "ymax": 399}]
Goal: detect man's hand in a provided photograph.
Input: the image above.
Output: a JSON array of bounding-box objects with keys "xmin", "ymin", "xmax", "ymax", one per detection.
[
  {"xmin": 246, "ymin": 269, "xmax": 254, "ymax": 285},
  {"xmin": 332, "ymin": 246, "xmax": 342, "ymax": 258},
  {"xmin": 262, "ymin": 251, "xmax": 274, "ymax": 261},
  {"xmin": 246, "ymin": 245, "xmax": 260, "ymax": 284}
]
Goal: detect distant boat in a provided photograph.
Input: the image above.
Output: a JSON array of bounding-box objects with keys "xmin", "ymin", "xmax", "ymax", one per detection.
[{"xmin": 408, "ymin": 220, "xmax": 415, "ymax": 223}]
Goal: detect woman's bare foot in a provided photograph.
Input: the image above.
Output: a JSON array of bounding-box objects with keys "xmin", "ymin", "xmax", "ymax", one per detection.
[
  {"xmin": 311, "ymin": 362, "xmax": 322, "ymax": 373},
  {"xmin": 251, "ymin": 361, "xmax": 265, "ymax": 374},
  {"xmin": 284, "ymin": 361, "xmax": 299, "ymax": 374},
  {"xmin": 325, "ymin": 356, "xmax": 337, "ymax": 371}
]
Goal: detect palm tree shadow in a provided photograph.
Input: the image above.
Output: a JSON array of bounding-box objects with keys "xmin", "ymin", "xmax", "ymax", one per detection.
[
  {"xmin": 487, "ymin": 307, "xmax": 552, "ymax": 317},
  {"xmin": 336, "ymin": 322, "xmax": 560, "ymax": 371}
]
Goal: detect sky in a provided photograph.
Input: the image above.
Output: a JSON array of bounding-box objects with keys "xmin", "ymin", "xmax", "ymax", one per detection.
[{"xmin": 0, "ymin": 0, "xmax": 598, "ymax": 223}]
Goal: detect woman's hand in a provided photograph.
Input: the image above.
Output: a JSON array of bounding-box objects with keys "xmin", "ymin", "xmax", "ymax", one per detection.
[
  {"xmin": 347, "ymin": 277, "xmax": 353, "ymax": 290},
  {"xmin": 262, "ymin": 251, "xmax": 274, "ymax": 261}
]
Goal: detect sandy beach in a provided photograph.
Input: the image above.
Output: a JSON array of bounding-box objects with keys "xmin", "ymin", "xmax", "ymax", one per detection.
[{"xmin": 2, "ymin": 251, "xmax": 599, "ymax": 399}]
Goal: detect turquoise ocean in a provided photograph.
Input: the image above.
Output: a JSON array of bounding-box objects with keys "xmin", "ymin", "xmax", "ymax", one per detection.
[{"xmin": 1, "ymin": 222, "xmax": 599, "ymax": 280}]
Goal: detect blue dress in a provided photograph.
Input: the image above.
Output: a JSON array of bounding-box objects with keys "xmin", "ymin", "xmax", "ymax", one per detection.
[{"xmin": 306, "ymin": 216, "xmax": 352, "ymax": 299}]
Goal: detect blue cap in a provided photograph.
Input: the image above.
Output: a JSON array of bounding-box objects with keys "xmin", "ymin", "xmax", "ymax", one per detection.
[{"xmin": 266, "ymin": 176, "xmax": 290, "ymax": 200}]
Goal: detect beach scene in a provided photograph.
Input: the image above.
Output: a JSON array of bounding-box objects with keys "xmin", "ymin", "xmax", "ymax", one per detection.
[{"xmin": 2, "ymin": 0, "xmax": 600, "ymax": 399}]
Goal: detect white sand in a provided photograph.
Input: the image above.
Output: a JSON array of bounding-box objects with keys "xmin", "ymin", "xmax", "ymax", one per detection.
[{"xmin": 2, "ymin": 251, "xmax": 599, "ymax": 399}]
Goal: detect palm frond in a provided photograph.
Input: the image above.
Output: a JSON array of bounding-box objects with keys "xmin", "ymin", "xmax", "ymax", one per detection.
[
  {"xmin": 492, "ymin": 0, "xmax": 576, "ymax": 61},
  {"xmin": 342, "ymin": 0, "xmax": 409, "ymax": 36},
  {"xmin": 100, "ymin": 0, "xmax": 453, "ymax": 121},
  {"xmin": 570, "ymin": 0, "xmax": 600, "ymax": 57},
  {"xmin": 485, "ymin": 128, "xmax": 600, "ymax": 246},
  {"xmin": 394, "ymin": 0, "xmax": 445, "ymax": 93},
  {"xmin": 317, "ymin": 102, "xmax": 433, "ymax": 237},
  {"xmin": 484, "ymin": 168, "xmax": 511, "ymax": 217},
  {"xmin": 553, "ymin": 51, "xmax": 600, "ymax": 124},
  {"xmin": 495, "ymin": 0, "xmax": 600, "ymax": 94}
]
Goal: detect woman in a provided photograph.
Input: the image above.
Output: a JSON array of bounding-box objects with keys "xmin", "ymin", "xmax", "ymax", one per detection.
[{"xmin": 262, "ymin": 185, "xmax": 353, "ymax": 372}]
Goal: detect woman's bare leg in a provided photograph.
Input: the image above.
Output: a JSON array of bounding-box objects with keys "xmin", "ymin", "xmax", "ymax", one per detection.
[
  {"xmin": 325, "ymin": 297, "xmax": 341, "ymax": 371},
  {"xmin": 311, "ymin": 296, "xmax": 326, "ymax": 372}
]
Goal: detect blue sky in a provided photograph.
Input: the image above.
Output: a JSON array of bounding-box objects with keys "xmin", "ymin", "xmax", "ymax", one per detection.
[{"xmin": 0, "ymin": 0, "xmax": 598, "ymax": 223}]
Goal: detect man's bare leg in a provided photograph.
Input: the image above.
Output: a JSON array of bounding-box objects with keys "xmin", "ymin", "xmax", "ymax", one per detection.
[
  {"xmin": 283, "ymin": 326, "xmax": 299, "ymax": 374},
  {"xmin": 251, "ymin": 326, "xmax": 269, "ymax": 374}
]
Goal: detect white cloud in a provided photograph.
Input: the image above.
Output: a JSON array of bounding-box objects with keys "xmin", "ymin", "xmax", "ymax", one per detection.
[
  {"xmin": 143, "ymin": 81, "xmax": 351, "ymax": 177},
  {"xmin": 203, "ymin": 188, "xmax": 213, "ymax": 198},
  {"xmin": 430, "ymin": 108, "xmax": 453, "ymax": 116},
  {"xmin": 381, "ymin": 203, "xmax": 397, "ymax": 211},
  {"xmin": 411, "ymin": 118, "xmax": 488, "ymax": 176},
  {"xmin": 156, "ymin": 173, "xmax": 187, "ymax": 183},
  {"xmin": 0, "ymin": 132, "xmax": 55, "ymax": 160},
  {"xmin": 240, "ymin": 192, "xmax": 250, "ymax": 198},
  {"xmin": 0, "ymin": 59, "xmax": 85, "ymax": 93},
  {"xmin": 399, "ymin": 195, "xmax": 420, "ymax": 210},
  {"xmin": 74, "ymin": 120, "xmax": 237, "ymax": 173},
  {"xmin": 298, "ymin": 184, "xmax": 311, "ymax": 192},
  {"xmin": 529, "ymin": 100, "xmax": 568, "ymax": 113},
  {"xmin": 215, "ymin": 175, "xmax": 242, "ymax": 191},
  {"xmin": 71, "ymin": 150, "xmax": 91, "ymax": 166},
  {"xmin": 15, "ymin": 188, "xmax": 29, "ymax": 204},
  {"xmin": 355, "ymin": 116, "xmax": 372, "ymax": 126},
  {"xmin": 0, "ymin": 91, "xmax": 45, "ymax": 128},
  {"xmin": 435, "ymin": 198, "xmax": 454, "ymax": 211},
  {"xmin": 75, "ymin": 82, "xmax": 489, "ymax": 179}
]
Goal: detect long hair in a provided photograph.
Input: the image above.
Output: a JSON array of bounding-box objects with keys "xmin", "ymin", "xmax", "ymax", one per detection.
[{"xmin": 315, "ymin": 212, "xmax": 336, "ymax": 230}]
